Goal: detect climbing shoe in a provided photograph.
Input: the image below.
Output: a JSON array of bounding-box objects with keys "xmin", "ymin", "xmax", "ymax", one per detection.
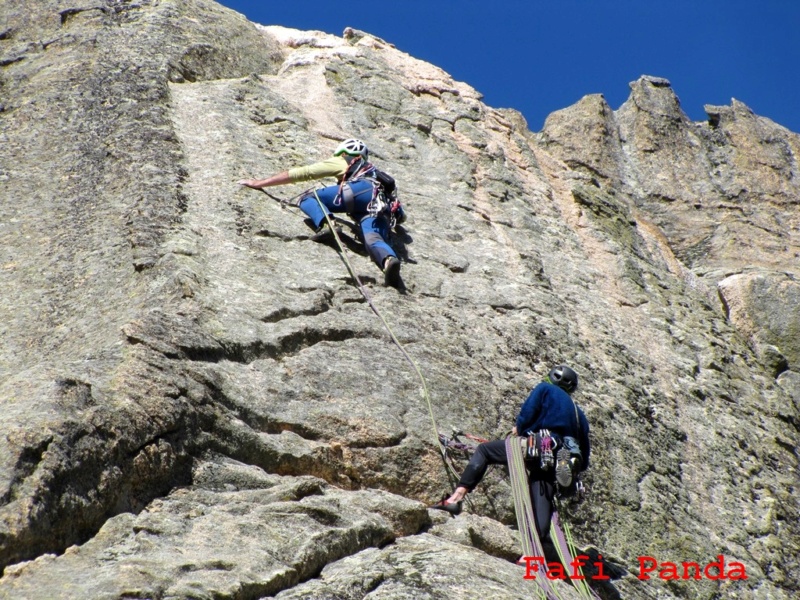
[
  {"xmin": 430, "ymin": 494, "xmax": 462, "ymax": 517},
  {"xmin": 555, "ymin": 447, "xmax": 573, "ymax": 488},
  {"xmin": 309, "ymin": 221, "xmax": 337, "ymax": 243},
  {"xmin": 383, "ymin": 256, "xmax": 401, "ymax": 287}
]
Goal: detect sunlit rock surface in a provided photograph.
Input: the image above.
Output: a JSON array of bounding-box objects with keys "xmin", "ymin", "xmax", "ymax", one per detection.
[{"xmin": 1, "ymin": 2, "xmax": 798, "ymax": 599}]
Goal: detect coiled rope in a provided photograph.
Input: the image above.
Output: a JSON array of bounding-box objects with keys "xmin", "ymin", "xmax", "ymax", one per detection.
[
  {"xmin": 550, "ymin": 511, "xmax": 600, "ymax": 599},
  {"xmin": 507, "ymin": 436, "xmax": 599, "ymax": 599},
  {"xmin": 506, "ymin": 436, "xmax": 562, "ymax": 600}
]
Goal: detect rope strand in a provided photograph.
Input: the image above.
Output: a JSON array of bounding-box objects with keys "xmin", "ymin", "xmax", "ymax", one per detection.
[{"xmin": 311, "ymin": 189, "xmax": 460, "ymax": 483}]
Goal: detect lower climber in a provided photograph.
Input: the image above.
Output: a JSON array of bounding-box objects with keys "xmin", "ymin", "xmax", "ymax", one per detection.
[{"xmin": 434, "ymin": 365, "xmax": 591, "ymax": 546}]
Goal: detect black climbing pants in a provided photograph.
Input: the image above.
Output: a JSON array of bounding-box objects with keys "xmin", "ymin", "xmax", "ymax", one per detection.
[{"xmin": 458, "ymin": 438, "xmax": 556, "ymax": 542}]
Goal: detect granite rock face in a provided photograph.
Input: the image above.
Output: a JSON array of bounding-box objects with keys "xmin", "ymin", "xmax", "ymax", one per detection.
[
  {"xmin": 1, "ymin": 3, "xmax": 798, "ymax": 599},
  {"xmin": 538, "ymin": 75, "xmax": 800, "ymax": 371}
]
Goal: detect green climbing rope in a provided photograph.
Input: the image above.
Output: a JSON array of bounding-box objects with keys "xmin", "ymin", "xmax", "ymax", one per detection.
[{"xmin": 506, "ymin": 437, "xmax": 563, "ymax": 600}]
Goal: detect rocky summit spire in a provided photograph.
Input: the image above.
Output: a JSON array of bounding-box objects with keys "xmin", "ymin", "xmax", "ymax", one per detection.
[{"xmin": 0, "ymin": 2, "xmax": 797, "ymax": 599}]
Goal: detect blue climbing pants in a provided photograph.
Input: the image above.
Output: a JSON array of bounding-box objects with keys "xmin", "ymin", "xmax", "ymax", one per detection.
[{"xmin": 298, "ymin": 181, "xmax": 397, "ymax": 267}]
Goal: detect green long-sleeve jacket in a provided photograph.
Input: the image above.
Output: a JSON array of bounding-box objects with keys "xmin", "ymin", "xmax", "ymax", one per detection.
[{"xmin": 287, "ymin": 155, "xmax": 350, "ymax": 183}]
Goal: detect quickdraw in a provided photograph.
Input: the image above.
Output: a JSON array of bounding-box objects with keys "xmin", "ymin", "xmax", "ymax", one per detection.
[
  {"xmin": 438, "ymin": 429, "xmax": 490, "ymax": 454},
  {"xmin": 258, "ymin": 187, "xmax": 314, "ymax": 213},
  {"xmin": 523, "ymin": 430, "xmax": 557, "ymax": 469},
  {"xmin": 540, "ymin": 429, "xmax": 554, "ymax": 470},
  {"xmin": 438, "ymin": 433, "xmax": 473, "ymax": 453}
]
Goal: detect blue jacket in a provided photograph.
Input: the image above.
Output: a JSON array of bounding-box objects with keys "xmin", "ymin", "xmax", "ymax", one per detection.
[{"xmin": 515, "ymin": 382, "xmax": 591, "ymax": 470}]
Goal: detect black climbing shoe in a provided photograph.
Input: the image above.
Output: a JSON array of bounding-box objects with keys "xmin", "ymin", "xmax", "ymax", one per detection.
[
  {"xmin": 555, "ymin": 447, "xmax": 573, "ymax": 488},
  {"xmin": 309, "ymin": 222, "xmax": 336, "ymax": 243},
  {"xmin": 383, "ymin": 256, "xmax": 401, "ymax": 287},
  {"xmin": 430, "ymin": 494, "xmax": 462, "ymax": 517}
]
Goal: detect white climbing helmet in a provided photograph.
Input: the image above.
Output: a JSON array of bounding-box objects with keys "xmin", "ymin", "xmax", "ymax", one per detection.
[{"xmin": 334, "ymin": 138, "xmax": 368, "ymax": 158}]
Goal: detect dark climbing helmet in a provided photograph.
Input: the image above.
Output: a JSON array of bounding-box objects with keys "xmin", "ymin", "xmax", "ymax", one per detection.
[
  {"xmin": 334, "ymin": 138, "xmax": 368, "ymax": 158},
  {"xmin": 548, "ymin": 365, "xmax": 578, "ymax": 394}
]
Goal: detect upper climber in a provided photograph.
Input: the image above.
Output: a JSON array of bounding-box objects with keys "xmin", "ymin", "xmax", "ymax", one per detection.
[{"xmin": 238, "ymin": 138, "xmax": 406, "ymax": 287}]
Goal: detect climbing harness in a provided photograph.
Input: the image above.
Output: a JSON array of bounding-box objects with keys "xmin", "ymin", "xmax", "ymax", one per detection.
[
  {"xmin": 519, "ymin": 430, "xmax": 585, "ymax": 498},
  {"xmin": 332, "ymin": 157, "xmax": 401, "ymax": 228},
  {"xmin": 520, "ymin": 430, "xmax": 556, "ymax": 471}
]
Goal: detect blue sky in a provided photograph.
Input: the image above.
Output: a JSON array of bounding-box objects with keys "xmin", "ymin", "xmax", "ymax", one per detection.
[{"xmin": 217, "ymin": 1, "xmax": 800, "ymax": 134}]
